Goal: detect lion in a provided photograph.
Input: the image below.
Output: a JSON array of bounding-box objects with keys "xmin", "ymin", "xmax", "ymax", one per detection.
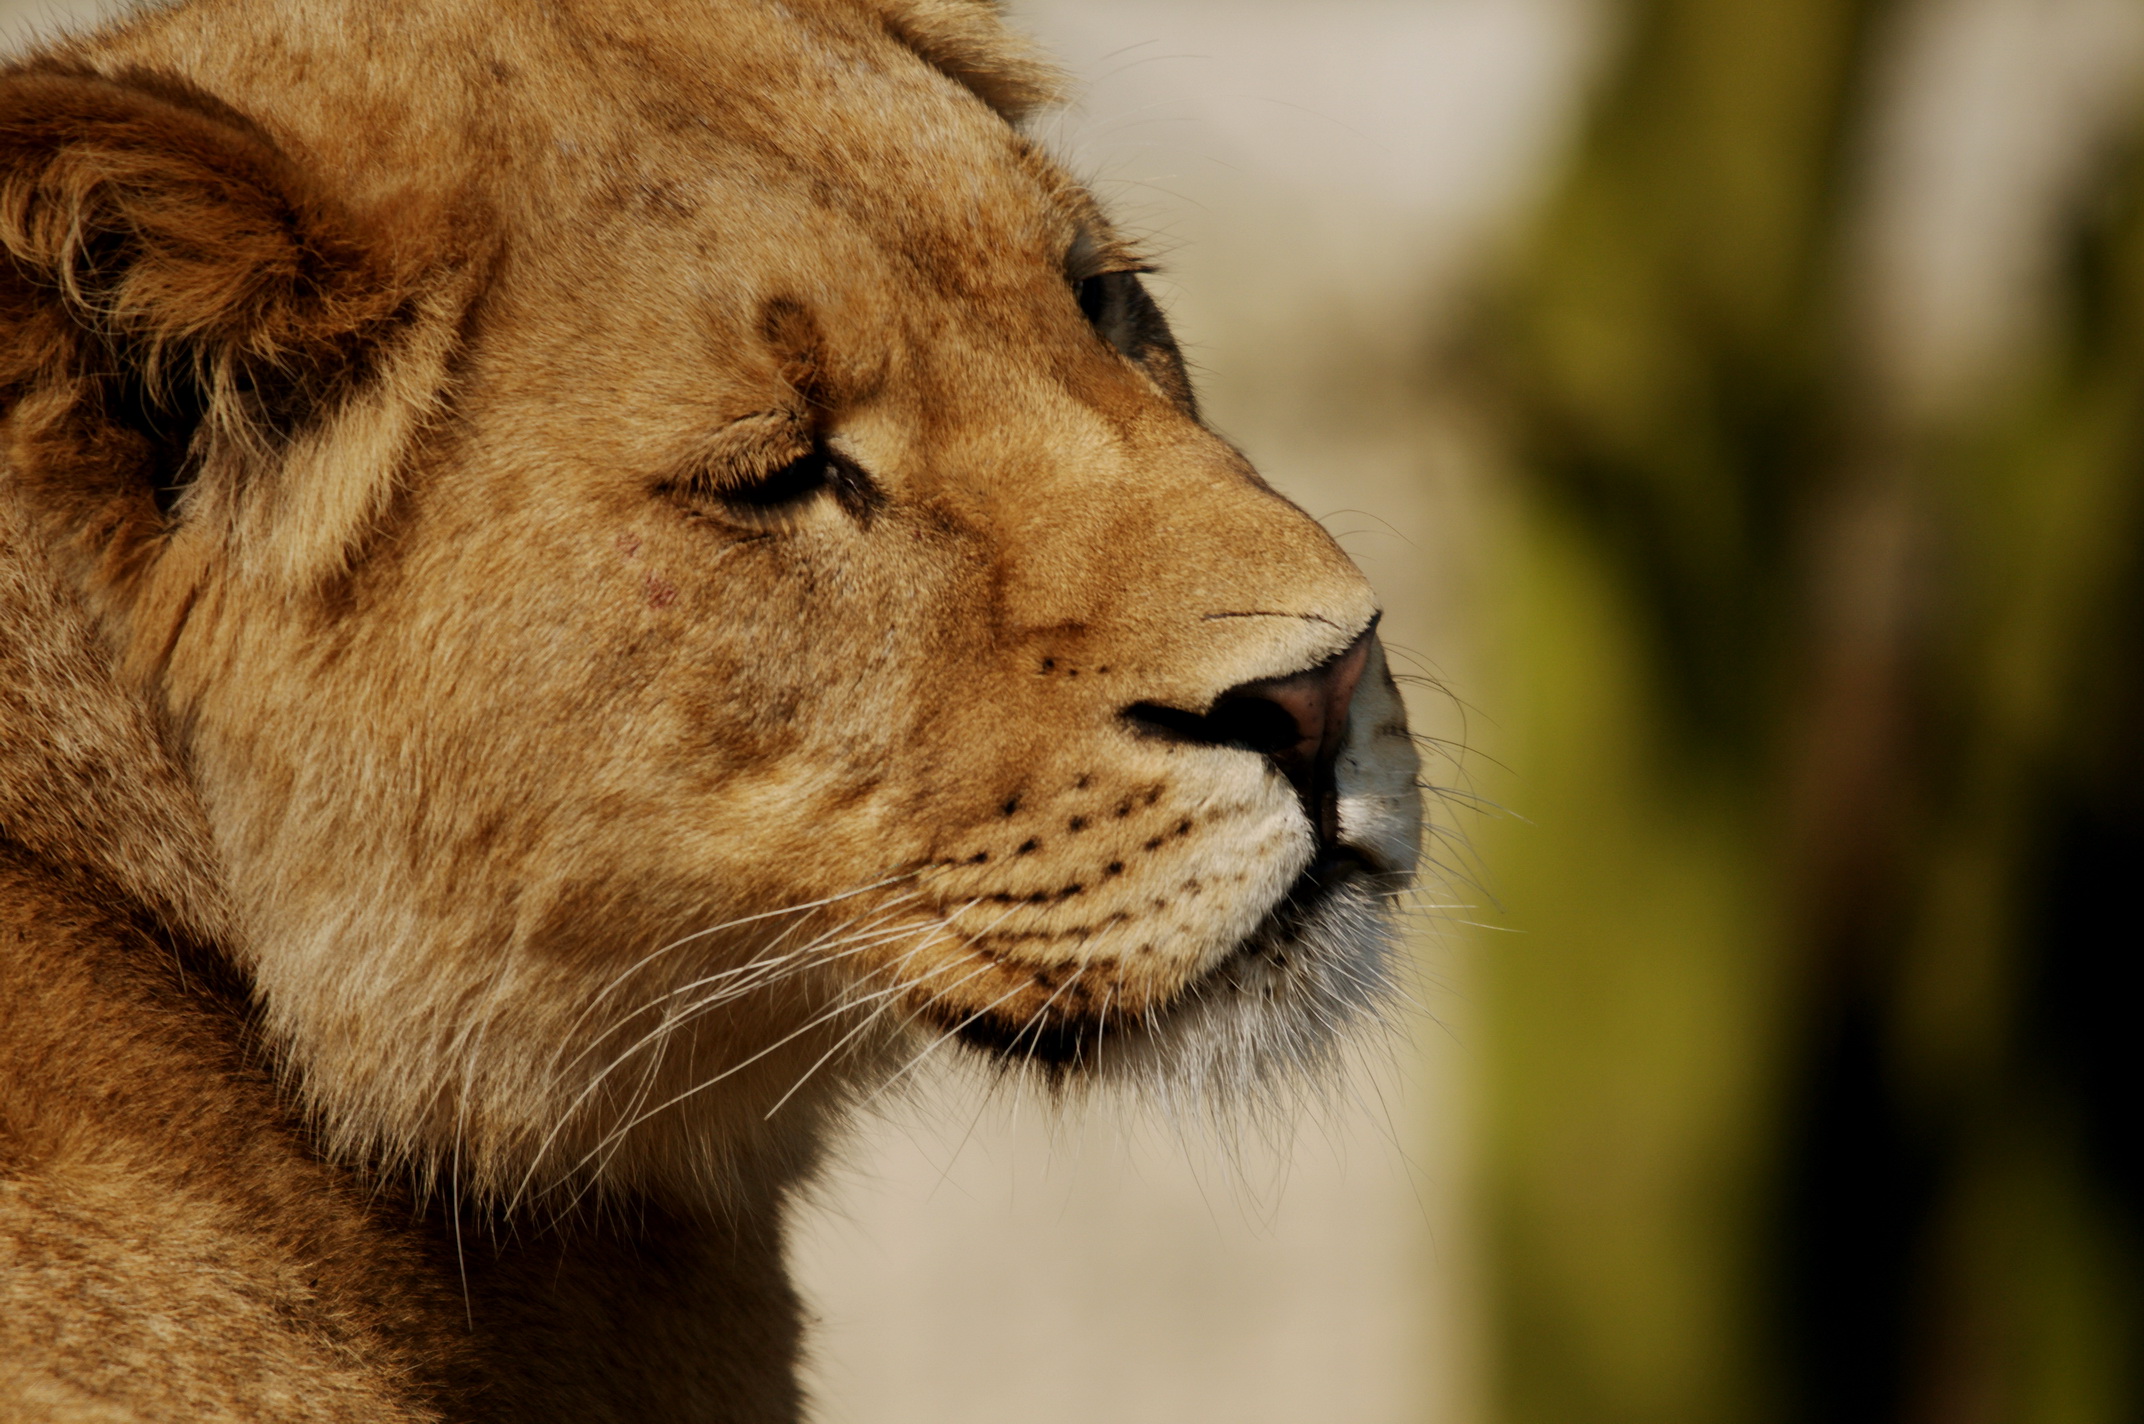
[{"xmin": 0, "ymin": 0, "xmax": 1425, "ymax": 1417}]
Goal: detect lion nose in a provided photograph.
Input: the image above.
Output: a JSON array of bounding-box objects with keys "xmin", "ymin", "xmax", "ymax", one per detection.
[{"xmin": 1122, "ymin": 624, "xmax": 1377, "ymax": 847}]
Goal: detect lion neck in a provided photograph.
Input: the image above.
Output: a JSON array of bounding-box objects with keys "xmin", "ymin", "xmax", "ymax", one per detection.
[{"xmin": 0, "ymin": 483, "xmax": 231, "ymax": 945}]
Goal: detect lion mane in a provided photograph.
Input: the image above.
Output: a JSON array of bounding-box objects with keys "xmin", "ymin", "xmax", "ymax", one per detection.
[{"xmin": 0, "ymin": 0, "xmax": 1424, "ymax": 1418}]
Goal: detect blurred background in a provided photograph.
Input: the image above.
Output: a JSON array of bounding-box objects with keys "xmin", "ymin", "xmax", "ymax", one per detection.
[{"xmin": 6, "ymin": 0, "xmax": 2141, "ymax": 1419}]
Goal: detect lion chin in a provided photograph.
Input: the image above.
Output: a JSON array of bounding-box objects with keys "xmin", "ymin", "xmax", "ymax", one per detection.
[{"xmin": 0, "ymin": 0, "xmax": 1424, "ymax": 1414}]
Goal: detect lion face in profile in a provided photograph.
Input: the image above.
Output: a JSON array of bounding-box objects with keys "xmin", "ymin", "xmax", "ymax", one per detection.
[{"xmin": 2, "ymin": 0, "xmax": 1421, "ymax": 1210}]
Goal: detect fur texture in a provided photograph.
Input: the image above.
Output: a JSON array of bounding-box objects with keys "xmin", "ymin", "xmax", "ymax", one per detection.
[{"xmin": 0, "ymin": 0, "xmax": 1424, "ymax": 1417}]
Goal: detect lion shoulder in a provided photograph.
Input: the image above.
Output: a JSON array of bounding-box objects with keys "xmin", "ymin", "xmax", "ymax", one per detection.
[{"xmin": 0, "ymin": 847, "xmax": 464, "ymax": 1422}]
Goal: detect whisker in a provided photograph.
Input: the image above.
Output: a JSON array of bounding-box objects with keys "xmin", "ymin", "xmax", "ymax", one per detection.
[
  {"xmin": 758, "ymin": 920, "xmax": 973, "ymax": 1121},
  {"xmin": 535, "ymin": 875, "xmax": 921, "ymax": 1095},
  {"xmin": 1013, "ymin": 960, "xmax": 1091, "ymax": 1074},
  {"xmin": 502, "ymin": 900, "xmax": 939, "ymax": 1215},
  {"xmin": 859, "ymin": 970, "xmax": 1038, "ymax": 1110},
  {"xmin": 544, "ymin": 895, "xmax": 931, "ymax": 1103},
  {"xmin": 560, "ymin": 951, "xmax": 986, "ymax": 1186}
]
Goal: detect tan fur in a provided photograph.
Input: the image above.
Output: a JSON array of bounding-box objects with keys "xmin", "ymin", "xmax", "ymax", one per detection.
[{"xmin": 1, "ymin": 1, "xmax": 1423, "ymax": 1417}]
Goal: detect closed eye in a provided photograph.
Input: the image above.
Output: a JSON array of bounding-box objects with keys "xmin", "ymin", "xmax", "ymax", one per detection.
[
  {"xmin": 726, "ymin": 448, "xmax": 833, "ymax": 507},
  {"xmin": 672, "ymin": 436, "xmax": 884, "ymax": 528}
]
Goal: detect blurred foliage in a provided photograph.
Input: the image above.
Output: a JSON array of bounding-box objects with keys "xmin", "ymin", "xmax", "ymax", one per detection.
[
  {"xmin": 1468, "ymin": 1, "xmax": 2144, "ymax": 1422},
  {"xmin": 1497, "ymin": 0, "xmax": 1886, "ymax": 757}
]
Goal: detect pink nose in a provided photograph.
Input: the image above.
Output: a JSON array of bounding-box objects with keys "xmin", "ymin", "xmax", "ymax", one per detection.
[{"xmin": 1122, "ymin": 625, "xmax": 1377, "ymax": 849}]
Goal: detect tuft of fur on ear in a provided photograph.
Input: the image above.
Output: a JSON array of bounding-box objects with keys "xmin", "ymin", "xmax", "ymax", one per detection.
[
  {"xmin": 0, "ymin": 66, "xmax": 417, "ymax": 579},
  {"xmin": 863, "ymin": 0, "xmax": 1066, "ymax": 123}
]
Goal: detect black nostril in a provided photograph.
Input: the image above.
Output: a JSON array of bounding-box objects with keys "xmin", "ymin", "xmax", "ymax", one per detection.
[
  {"xmin": 1118, "ymin": 624, "xmax": 1377, "ymax": 848},
  {"xmin": 1204, "ymin": 694, "xmax": 1306, "ymax": 758},
  {"xmin": 1120, "ymin": 695, "xmax": 1301, "ymax": 759}
]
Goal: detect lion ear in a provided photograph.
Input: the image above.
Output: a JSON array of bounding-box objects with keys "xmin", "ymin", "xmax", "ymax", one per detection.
[{"xmin": 0, "ymin": 67, "xmax": 410, "ymax": 569}]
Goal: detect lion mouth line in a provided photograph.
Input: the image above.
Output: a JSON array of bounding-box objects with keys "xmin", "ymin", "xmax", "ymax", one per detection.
[{"xmin": 940, "ymin": 847, "xmax": 1375, "ymax": 1070}]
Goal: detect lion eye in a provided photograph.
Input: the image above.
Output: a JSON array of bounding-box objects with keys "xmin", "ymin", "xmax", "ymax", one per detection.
[
  {"xmin": 1076, "ymin": 271, "xmax": 1146, "ymax": 357},
  {"xmin": 685, "ymin": 442, "xmax": 883, "ymax": 527},
  {"xmin": 1071, "ymin": 268, "xmax": 1200, "ymax": 417},
  {"xmin": 724, "ymin": 449, "xmax": 832, "ymax": 508},
  {"xmin": 1075, "ymin": 269, "xmax": 1177, "ymax": 368}
]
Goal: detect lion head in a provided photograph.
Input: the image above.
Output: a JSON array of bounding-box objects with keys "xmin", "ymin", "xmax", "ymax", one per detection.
[{"xmin": 0, "ymin": 0, "xmax": 1422, "ymax": 1211}]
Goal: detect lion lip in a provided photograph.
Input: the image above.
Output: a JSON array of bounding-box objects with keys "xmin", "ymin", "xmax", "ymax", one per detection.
[{"xmin": 1303, "ymin": 843, "xmax": 1376, "ymax": 887}]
